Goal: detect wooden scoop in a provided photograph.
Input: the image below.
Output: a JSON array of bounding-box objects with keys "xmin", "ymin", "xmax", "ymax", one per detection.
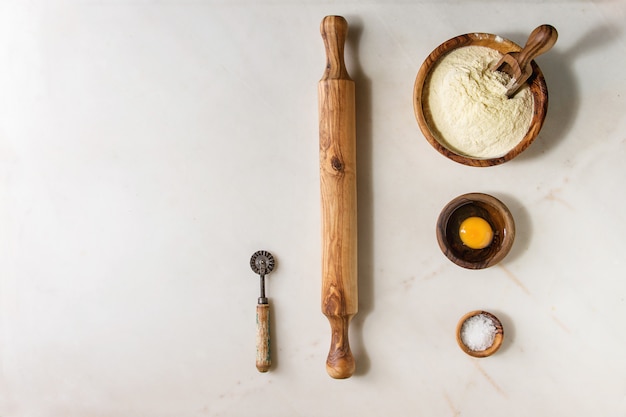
[
  {"xmin": 492, "ymin": 25, "xmax": 558, "ymax": 97},
  {"xmin": 318, "ymin": 15, "xmax": 358, "ymax": 379}
]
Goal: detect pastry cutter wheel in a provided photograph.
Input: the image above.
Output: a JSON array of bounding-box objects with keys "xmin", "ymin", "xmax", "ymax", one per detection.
[{"xmin": 250, "ymin": 250, "xmax": 275, "ymax": 372}]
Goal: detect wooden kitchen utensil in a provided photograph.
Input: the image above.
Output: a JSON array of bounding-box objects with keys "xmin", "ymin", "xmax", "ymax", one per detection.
[
  {"xmin": 414, "ymin": 32, "xmax": 549, "ymax": 167},
  {"xmin": 492, "ymin": 24, "xmax": 558, "ymax": 97},
  {"xmin": 318, "ymin": 15, "xmax": 358, "ymax": 379},
  {"xmin": 250, "ymin": 250, "xmax": 275, "ymax": 372}
]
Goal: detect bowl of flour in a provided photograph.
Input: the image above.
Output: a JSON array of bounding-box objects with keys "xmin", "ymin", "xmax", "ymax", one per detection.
[{"xmin": 414, "ymin": 32, "xmax": 548, "ymax": 167}]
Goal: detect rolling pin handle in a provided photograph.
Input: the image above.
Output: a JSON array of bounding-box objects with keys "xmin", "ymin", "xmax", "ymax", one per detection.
[
  {"xmin": 325, "ymin": 314, "xmax": 355, "ymax": 379},
  {"xmin": 320, "ymin": 16, "xmax": 351, "ymax": 81}
]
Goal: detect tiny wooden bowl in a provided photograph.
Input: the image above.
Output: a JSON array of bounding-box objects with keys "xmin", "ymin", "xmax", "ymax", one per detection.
[
  {"xmin": 456, "ymin": 310, "xmax": 504, "ymax": 357},
  {"xmin": 436, "ymin": 193, "xmax": 515, "ymax": 269},
  {"xmin": 413, "ymin": 33, "xmax": 549, "ymax": 167}
]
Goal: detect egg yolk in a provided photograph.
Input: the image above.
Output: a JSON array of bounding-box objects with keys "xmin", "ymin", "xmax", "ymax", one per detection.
[{"xmin": 459, "ymin": 217, "xmax": 494, "ymax": 249}]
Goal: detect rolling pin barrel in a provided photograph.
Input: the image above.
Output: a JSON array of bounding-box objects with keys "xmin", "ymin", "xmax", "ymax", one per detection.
[{"xmin": 318, "ymin": 15, "xmax": 358, "ymax": 379}]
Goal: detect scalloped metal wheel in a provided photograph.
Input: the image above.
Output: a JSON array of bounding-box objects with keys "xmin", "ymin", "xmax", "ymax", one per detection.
[{"xmin": 250, "ymin": 250, "xmax": 275, "ymax": 275}]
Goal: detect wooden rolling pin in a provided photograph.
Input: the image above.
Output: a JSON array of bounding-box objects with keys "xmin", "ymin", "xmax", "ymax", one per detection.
[{"xmin": 318, "ymin": 15, "xmax": 358, "ymax": 379}]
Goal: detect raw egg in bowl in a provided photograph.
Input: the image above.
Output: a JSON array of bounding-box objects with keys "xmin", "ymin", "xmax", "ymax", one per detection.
[{"xmin": 436, "ymin": 193, "xmax": 515, "ymax": 269}]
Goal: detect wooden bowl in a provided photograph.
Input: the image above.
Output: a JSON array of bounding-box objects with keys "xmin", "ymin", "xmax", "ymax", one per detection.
[
  {"xmin": 413, "ymin": 33, "xmax": 548, "ymax": 167},
  {"xmin": 456, "ymin": 310, "xmax": 504, "ymax": 358},
  {"xmin": 436, "ymin": 193, "xmax": 515, "ymax": 269}
]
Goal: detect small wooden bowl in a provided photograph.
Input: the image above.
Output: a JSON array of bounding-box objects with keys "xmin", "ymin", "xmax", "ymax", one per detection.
[
  {"xmin": 413, "ymin": 33, "xmax": 549, "ymax": 167},
  {"xmin": 456, "ymin": 310, "xmax": 504, "ymax": 357},
  {"xmin": 436, "ymin": 193, "xmax": 515, "ymax": 269}
]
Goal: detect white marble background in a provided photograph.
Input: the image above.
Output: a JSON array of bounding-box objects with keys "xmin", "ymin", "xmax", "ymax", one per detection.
[{"xmin": 1, "ymin": 0, "xmax": 625, "ymax": 416}]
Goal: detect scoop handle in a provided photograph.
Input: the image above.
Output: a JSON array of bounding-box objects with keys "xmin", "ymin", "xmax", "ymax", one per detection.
[
  {"xmin": 318, "ymin": 15, "xmax": 358, "ymax": 380},
  {"xmin": 516, "ymin": 25, "xmax": 558, "ymax": 71},
  {"xmin": 255, "ymin": 303, "xmax": 271, "ymax": 372}
]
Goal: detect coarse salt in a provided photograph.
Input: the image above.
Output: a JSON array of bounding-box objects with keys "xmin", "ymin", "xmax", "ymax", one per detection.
[{"xmin": 461, "ymin": 313, "xmax": 496, "ymax": 351}]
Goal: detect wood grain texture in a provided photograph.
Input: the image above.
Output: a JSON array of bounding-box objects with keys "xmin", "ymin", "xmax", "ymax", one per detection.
[
  {"xmin": 436, "ymin": 193, "xmax": 515, "ymax": 270},
  {"xmin": 493, "ymin": 25, "xmax": 558, "ymax": 97},
  {"xmin": 255, "ymin": 304, "xmax": 270, "ymax": 372},
  {"xmin": 318, "ymin": 15, "xmax": 357, "ymax": 379},
  {"xmin": 456, "ymin": 310, "xmax": 504, "ymax": 358},
  {"xmin": 413, "ymin": 32, "xmax": 549, "ymax": 167},
  {"xmin": 515, "ymin": 25, "xmax": 558, "ymax": 74}
]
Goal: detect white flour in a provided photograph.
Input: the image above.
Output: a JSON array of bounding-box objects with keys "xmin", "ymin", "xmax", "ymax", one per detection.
[{"xmin": 425, "ymin": 46, "xmax": 533, "ymax": 158}]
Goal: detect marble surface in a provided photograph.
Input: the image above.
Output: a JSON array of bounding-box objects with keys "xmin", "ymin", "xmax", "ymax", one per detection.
[{"xmin": 1, "ymin": 0, "xmax": 625, "ymax": 416}]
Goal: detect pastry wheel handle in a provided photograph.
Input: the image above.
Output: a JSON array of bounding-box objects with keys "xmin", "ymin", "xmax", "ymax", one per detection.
[{"xmin": 256, "ymin": 303, "xmax": 271, "ymax": 372}]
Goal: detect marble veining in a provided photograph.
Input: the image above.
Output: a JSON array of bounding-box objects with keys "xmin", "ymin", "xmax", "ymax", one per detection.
[{"xmin": 1, "ymin": 1, "xmax": 625, "ymax": 416}]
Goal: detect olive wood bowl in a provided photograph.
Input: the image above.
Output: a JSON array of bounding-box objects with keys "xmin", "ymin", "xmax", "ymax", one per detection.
[
  {"xmin": 456, "ymin": 310, "xmax": 504, "ymax": 358},
  {"xmin": 413, "ymin": 32, "xmax": 549, "ymax": 167},
  {"xmin": 436, "ymin": 193, "xmax": 515, "ymax": 269}
]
